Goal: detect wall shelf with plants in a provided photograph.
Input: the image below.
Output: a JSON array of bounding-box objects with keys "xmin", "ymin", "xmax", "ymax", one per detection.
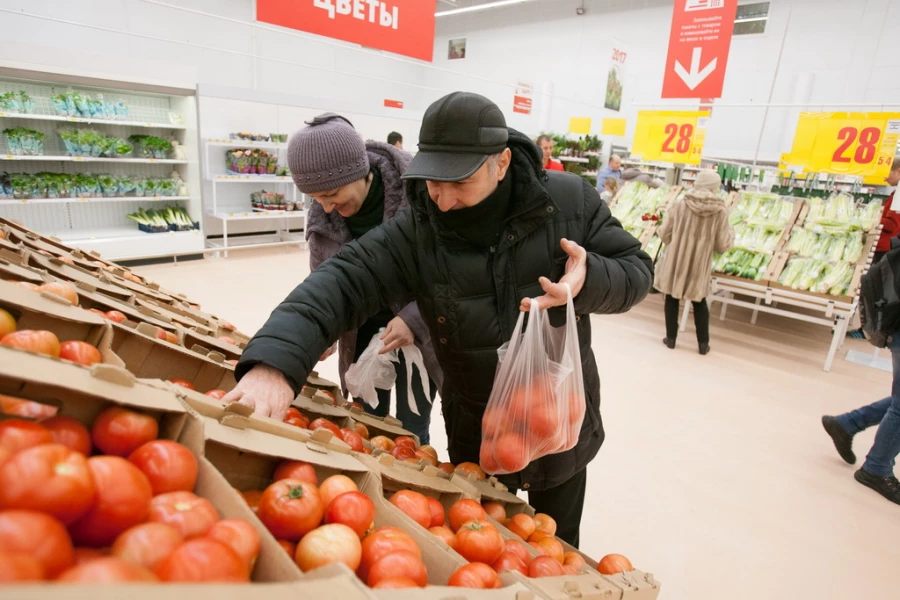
[
  {"xmin": 542, "ymin": 132, "xmax": 602, "ymax": 180},
  {"xmin": 0, "ymin": 72, "xmax": 203, "ymax": 261}
]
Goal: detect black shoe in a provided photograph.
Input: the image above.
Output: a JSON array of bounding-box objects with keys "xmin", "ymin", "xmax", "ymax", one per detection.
[
  {"xmin": 699, "ymin": 343, "xmax": 710, "ymax": 355},
  {"xmin": 662, "ymin": 337, "xmax": 675, "ymax": 349},
  {"xmin": 822, "ymin": 416, "xmax": 856, "ymax": 464},
  {"xmin": 854, "ymin": 468, "xmax": 900, "ymax": 505}
]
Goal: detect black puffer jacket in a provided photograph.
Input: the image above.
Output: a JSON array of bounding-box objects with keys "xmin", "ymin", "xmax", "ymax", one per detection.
[{"xmin": 238, "ymin": 129, "xmax": 653, "ymax": 491}]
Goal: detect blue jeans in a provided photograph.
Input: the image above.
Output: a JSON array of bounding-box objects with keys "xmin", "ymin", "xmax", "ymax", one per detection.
[{"xmin": 836, "ymin": 336, "xmax": 900, "ymax": 477}]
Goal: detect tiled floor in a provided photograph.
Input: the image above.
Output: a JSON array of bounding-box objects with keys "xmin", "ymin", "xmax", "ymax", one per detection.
[{"xmin": 136, "ymin": 247, "xmax": 898, "ymax": 599}]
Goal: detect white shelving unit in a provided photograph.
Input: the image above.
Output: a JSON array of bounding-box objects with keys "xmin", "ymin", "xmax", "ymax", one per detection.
[
  {"xmin": 558, "ymin": 156, "xmax": 590, "ymax": 164},
  {"xmin": 202, "ymin": 138, "xmax": 306, "ymax": 257},
  {"xmin": 0, "ymin": 70, "xmax": 203, "ymax": 261}
]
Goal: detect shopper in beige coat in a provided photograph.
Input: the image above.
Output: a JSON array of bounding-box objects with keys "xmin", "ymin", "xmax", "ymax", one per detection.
[{"xmin": 655, "ymin": 170, "xmax": 734, "ymax": 354}]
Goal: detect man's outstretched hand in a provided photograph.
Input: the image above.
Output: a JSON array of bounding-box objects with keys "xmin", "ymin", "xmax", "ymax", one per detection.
[
  {"xmin": 520, "ymin": 238, "xmax": 587, "ymax": 311},
  {"xmin": 220, "ymin": 364, "xmax": 294, "ymax": 420}
]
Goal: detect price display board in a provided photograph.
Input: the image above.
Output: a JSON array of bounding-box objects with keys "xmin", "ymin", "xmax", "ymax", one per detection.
[{"xmin": 631, "ymin": 110, "xmax": 709, "ymax": 165}]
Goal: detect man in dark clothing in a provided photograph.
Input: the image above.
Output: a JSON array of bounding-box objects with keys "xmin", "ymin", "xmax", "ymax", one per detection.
[
  {"xmin": 873, "ymin": 159, "xmax": 900, "ymax": 264},
  {"xmin": 387, "ymin": 131, "xmax": 403, "ymax": 150},
  {"xmin": 225, "ymin": 93, "xmax": 653, "ymax": 546}
]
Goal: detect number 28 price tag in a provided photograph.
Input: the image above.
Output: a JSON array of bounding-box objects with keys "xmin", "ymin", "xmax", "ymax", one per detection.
[{"xmin": 632, "ymin": 110, "xmax": 709, "ymax": 165}]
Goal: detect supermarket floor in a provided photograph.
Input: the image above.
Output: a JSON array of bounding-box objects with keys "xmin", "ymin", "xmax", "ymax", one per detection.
[{"xmin": 136, "ymin": 247, "xmax": 898, "ymax": 600}]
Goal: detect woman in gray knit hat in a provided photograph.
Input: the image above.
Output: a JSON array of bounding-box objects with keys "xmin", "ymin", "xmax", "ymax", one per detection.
[{"xmin": 287, "ymin": 113, "xmax": 441, "ymax": 443}]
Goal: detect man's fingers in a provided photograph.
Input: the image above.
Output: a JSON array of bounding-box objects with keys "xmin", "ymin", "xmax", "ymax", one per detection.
[
  {"xmin": 561, "ymin": 238, "xmax": 586, "ymax": 261},
  {"xmin": 236, "ymin": 393, "xmax": 256, "ymax": 413},
  {"xmin": 221, "ymin": 388, "xmax": 243, "ymax": 404}
]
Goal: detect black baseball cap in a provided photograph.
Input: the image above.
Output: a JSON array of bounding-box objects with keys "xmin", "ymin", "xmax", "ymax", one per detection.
[{"xmin": 402, "ymin": 92, "xmax": 508, "ymax": 182}]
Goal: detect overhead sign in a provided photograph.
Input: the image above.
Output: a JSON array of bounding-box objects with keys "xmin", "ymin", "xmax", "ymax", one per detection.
[
  {"xmin": 513, "ymin": 82, "xmax": 533, "ymax": 115},
  {"xmin": 604, "ymin": 45, "xmax": 627, "ymax": 112},
  {"xmin": 631, "ymin": 110, "xmax": 709, "ymax": 164},
  {"xmin": 783, "ymin": 112, "xmax": 900, "ymax": 185},
  {"xmin": 257, "ymin": 0, "xmax": 435, "ymax": 62},
  {"xmin": 569, "ymin": 117, "xmax": 592, "ymax": 135},
  {"xmin": 602, "ymin": 118, "xmax": 627, "ymax": 137},
  {"xmin": 662, "ymin": 0, "xmax": 739, "ymax": 99}
]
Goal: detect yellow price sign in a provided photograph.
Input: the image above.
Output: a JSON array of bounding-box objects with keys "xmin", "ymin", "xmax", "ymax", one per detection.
[
  {"xmin": 785, "ymin": 112, "xmax": 900, "ymax": 184},
  {"xmin": 631, "ymin": 110, "xmax": 709, "ymax": 165}
]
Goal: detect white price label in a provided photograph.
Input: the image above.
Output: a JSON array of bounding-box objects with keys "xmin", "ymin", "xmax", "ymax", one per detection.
[
  {"xmin": 78, "ymin": 198, "xmax": 87, "ymax": 202},
  {"xmin": 148, "ymin": 159, "xmax": 156, "ymax": 163},
  {"xmin": 73, "ymin": 157, "xmax": 85, "ymax": 161},
  {"xmin": 145, "ymin": 123, "xmax": 153, "ymax": 128},
  {"xmin": 3, "ymin": 155, "xmax": 13, "ymax": 160}
]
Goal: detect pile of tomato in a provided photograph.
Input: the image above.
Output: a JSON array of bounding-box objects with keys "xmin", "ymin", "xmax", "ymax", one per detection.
[
  {"xmin": 1, "ymin": 304, "xmax": 104, "ymax": 368},
  {"xmin": 0, "ymin": 404, "xmax": 261, "ymax": 583}
]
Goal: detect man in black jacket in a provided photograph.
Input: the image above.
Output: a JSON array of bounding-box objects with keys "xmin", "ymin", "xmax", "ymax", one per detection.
[{"xmin": 226, "ymin": 92, "xmax": 653, "ymax": 545}]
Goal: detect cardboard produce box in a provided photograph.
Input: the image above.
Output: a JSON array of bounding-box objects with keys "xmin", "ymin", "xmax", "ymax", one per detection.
[
  {"xmin": 0, "ymin": 279, "xmax": 122, "ymax": 367},
  {"xmin": 110, "ymin": 321, "xmax": 236, "ymax": 393},
  {"xmin": 0, "ymin": 251, "xmax": 48, "ymax": 284},
  {"xmin": 74, "ymin": 284, "xmax": 176, "ymax": 332},
  {"xmin": 344, "ymin": 404, "xmax": 422, "ymax": 444},
  {"xmin": 24, "ymin": 250, "xmax": 134, "ymax": 301},
  {"xmin": 303, "ymin": 370, "xmax": 344, "ymax": 401},
  {"xmin": 450, "ymin": 473, "xmax": 534, "ymax": 518},
  {"xmin": 135, "ymin": 296, "xmax": 215, "ymax": 331},
  {"xmin": 294, "ymin": 387, "xmax": 354, "ymax": 426},
  {"xmin": 181, "ymin": 327, "xmax": 244, "ymax": 361}
]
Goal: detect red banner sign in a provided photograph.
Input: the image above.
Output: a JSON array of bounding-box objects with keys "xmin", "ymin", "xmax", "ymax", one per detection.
[
  {"xmin": 513, "ymin": 82, "xmax": 533, "ymax": 115},
  {"xmin": 257, "ymin": 0, "xmax": 435, "ymax": 62},
  {"xmin": 383, "ymin": 99, "xmax": 404, "ymax": 109},
  {"xmin": 662, "ymin": 0, "xmax": 738, "ymax": 99}
]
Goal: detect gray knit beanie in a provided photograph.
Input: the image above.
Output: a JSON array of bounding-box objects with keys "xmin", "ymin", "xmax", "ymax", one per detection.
[{"xmin": 288, "ymin": 113, "xmax": 369, "ymax": 194}]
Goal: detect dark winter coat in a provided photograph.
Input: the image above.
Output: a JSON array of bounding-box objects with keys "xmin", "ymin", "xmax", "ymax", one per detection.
[
  {"xmin": 238, "ymin": 129, "xmax": 653, "ymax": 491},
  {"xmin": 305, "ymin": 140, "xmax": 442, "ymax": 393}
]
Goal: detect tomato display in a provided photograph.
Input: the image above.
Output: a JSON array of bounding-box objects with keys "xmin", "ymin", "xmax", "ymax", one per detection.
[
  {"xmin": 359, "ymin": 526, "xmax": 421, "ymax": 582},
  {"xmin": 205, "ymin": 389, "xmax": 227, "ymax": 400},
  {"xmin": 0, "ymin": 551, "xmax": 45, "ymax": 582},
  {"xmin": 0, "ymin": 308, "xmax": 15, "ymax": 338},
  {"xmin": 206, "ymin": 519, "xmax": 261, "ymax": 571},
  {"xmin": 91, "ymin": 406, "xmax": 159, "ymax": 457},
  {"xmin": 339, "ymin": 428, "xmax": 365, "ymax": 452},
  {"xmin": 529, "ymin": 555, "xmax": 566, "ymax": 578},
  {"xmin": 389, "ymin": 490, "xmax": 432, "ymax": 529},
  {"xmin": 58, "ymin": 341, "xmax": 102, "ymax": 366},
  {"xmin": 0, "ymin": 509, "xmax": 74, "ymax": 577},
  {"xmin": 534, "ymin": 512, "xmax": 557, "ymax": 536},
  {"xmin": 454, "ymin": 462, "xmax": 486, "ymax": 481},
  {"xmin": 295, "ymin": 523, "xmax": 362, "ymax": 572},
  {"xmin": 503, "ymin": 539, "xmax": 534, "ymax": 566},
  {"xmin": 598, "ymin": 553, "xmax": 633, "ymax": 575},
  {"xmin": 1, "ymin": 329, "xmax": 61, "ymax": 357},
  {"xmin": 318, "ymin": 474, "xmax": 358, "ymax": 508},
  {"xmin": 168, "ymin": 378, "xmax": 195, "ymax": 390},
  {"xmin": 111, "ymin": 523, "xmax": 183, "ymax": 570},
  {"xmin": 148, "ymin": 491, "xmax": 219, "ymax": 539},
  {"xmin": 372, "ymin": 576, "xmax": 418, "ymax": 589},
  {"xmin": 390, "ymin": 444, "xmax": 417, "ymax": 461},
  {"xmin": 493, "ymin": 551, "xmax": 529, "ymax": 576},
  {"xmin": 507, "ymin": 513, "xmax": 536, "ymax": 540},
  {"xmin": 240, "ymin": 489, "xmax": 263, "ymax": 513},
  {"xmin": 105, "ymin": 310, "xmax": 127, "ymax": 324},
  {"xmin": 58, "ymin": 557, "xmax": 158, "ymax": 582},
  {"xmin": 272, "ymin": 460, "xmax": 318, "ymax": 485},
  {"xmin": 0, "ymin": 444, "xmax": 96, "ymax": 524},
  {"xmin": 369, "ymin": 436, "xmax": 394, "ymax": 452},
  {"xmin": 563, "ymin": 551, "xmax": 586, "ymax": 570},
  {"xmin": 0, "ymin": 395, "xmax": 57, "ymax": 420},
  {"xmin": 323, "ymin": 491, "xmax": 375, "ymax": 538},
  {"xmin": 536, "ymin": 536, "xmax": 565, "ymax": 563},
  {"xmin": 154, "ymin": 538, "xmax": 249, "ymax": 582},
  {"xmin": 428, "ymin": 525, "xmax": 457, "ymax": 550},
  {"xmin": 426, "ymin": 496, "xmax": 445, "ymax": 528},
  {"xmin": 309, "ymin": 418, "xmax": 341, "ymax": 438},
  {"xmin": 0, "ymin": 419, "xmax": 53, "ymax": 453},
  {"xmin": 483, "ymin": 501, "xmax": 507, "ymax": 523},
  {"xmin": 367, "ymin": 550, "xmax": 428, "ymax": 587},
  {"xmin": 448, "ymin": 562, "xmax": 503, "ymax": 589},
  {"xmin": 393, "ymin": 436, "xmax": 417, "ymax": 450},
  {"xmin": 38, "ymin": 282, "xmax": 79, "ymax": 306},
  {"xmin": 257, "ymin": 479, "xmax": 325, "ymax": 541},
  {"xmin": 42, "ymin": 416, "xmax": 92, "ymax": 456},
  {"xmin": 455, "ymin": 519, "xmax": 504, "ymax": 564},
  {"xmin": 353, "ymin": 422, "xmax": 370, "ymax": 440},
  {"xmin": 448, "ymin": 498, "xmax": 487, "ymax": 532},
  {"xmin": 128, "ymin": 440, "xmax": 198, "ymax": 495}
]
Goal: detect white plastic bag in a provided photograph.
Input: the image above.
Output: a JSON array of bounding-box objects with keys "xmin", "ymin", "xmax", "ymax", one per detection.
[
  {"xmin": 480, "ymin": 284, "xmax": 586, "ymax": 475},
  {"xmin": 344, "ymin": 330, "xmax": 432, "ymax": 416}
]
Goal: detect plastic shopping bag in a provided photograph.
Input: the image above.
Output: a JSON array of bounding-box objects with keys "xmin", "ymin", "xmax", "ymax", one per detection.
[
  {"xmin": 344, "ymin": 330, "xmax": 432, "ymax": 416},
  {"xmin": 480, "ymin": 284, "xmax": 586, "ymax": 475}
]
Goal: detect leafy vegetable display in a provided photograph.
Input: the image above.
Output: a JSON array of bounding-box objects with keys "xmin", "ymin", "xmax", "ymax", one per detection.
[
  {"xmin": 610, "ymin": 182, "xmax": 670, "ymax": 239},
  {"xmin": 127, "ymin": 206, "xmax": 197, "ymax": 233},
  {"xmin": 3, "ymin": 128, "xmax": 45, "ymax": 155},
  {"xmin": 127, "ymin": 136, "xmax": 171, "ymax": 159},
  {"xmin": 777, "ymin": 258, "xmax": 854, "ymax": 296},
  {"xmin": 712, "ymin": 250, "xmax": 772, "ymax": 281},
  {"xmin": 0, "ymin": 173, "xmax": 180, "ymax": 200},
  {"xmin": 50, "ymin": 88, "xmax": 127, "ymax": 119},
  {"xmin": 59, "ymin": 130, "xmax": 132, "ymax": 158},
  {"xmin": 715, "ymin": 192, "xmax": 796, "ymax": 279},
  {"xmin": 0, "ymin": 90, "xmax": 35, "ymax": 113},
  {"xmin": 803, "ymin": 192, "xmax": 882, "ymax": 234}
]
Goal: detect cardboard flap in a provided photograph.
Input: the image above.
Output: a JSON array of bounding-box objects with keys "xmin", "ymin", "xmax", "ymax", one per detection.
[
  {"xmin": 27, "ymin": 253, "xmax": 132, "ymax": 300},
  {"xmin": 207, "ymin": 350, "xmax": 226, "ymax": 363},
  {"xmin": 90, "ymin": 363, "xmax": 137, "ymax": 387},
  {"xmin": 38, "ymin": 289, "xmax": 75, "ymax": 307},
  {"xmin": 357, "ymin": 452, "xmax": 460, "ymax": 495},
  {"xmin": 0, "ymin": 279, "xmax": 105, "ymax": 326},
  {"xmin": 136, "ymin": 322, "xmax": 163, "ymax": 337},
  {"xmin": 191, "ymin": 343, "xmax": 210, "ymax": 355},
  {"xmin": 75, "ymin": 280, "xmax": 98, "ymax": 293}
]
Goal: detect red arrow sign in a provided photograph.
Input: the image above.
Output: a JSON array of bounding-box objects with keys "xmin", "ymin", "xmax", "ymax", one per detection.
[{"xmin": 662, "ymin": 0, "xmax": 738, "ymax": 99}]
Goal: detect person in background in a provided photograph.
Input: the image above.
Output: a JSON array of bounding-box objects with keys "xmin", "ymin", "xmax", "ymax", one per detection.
[
  {"xmin": 224, "ymin": 92, "xmax": 654, "ymax": 546},
  {"xmin": 873, "ymin": 158, "xmax": 900, "ymax": 263},
  {"xmin": 536, "ymin": 135, "xmax": 564, "ymax": 172},
  {"xmin": 288, "ymin": 114, "xmax": 440, "ymax": 443},
  {"xmin": 387, "ymin": 131, "xmax": 403, "ymax": 150},
  {"xmin": 595, "ymin": 154, "xmax": 622, "ymax": 190},
  {"xmin": 654, "ymin": 170, "xmax": 733, "ymax": 355},
  {"xmin": 600, "ymin": 177, "xmax": 618, "ymax": 202},
  {"xmin": 620, "ymin": 167, "xmax": 661, "ymax": 189}
]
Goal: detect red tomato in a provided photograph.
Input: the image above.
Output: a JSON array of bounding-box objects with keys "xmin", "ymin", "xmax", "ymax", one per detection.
[
  {"xmin": 68, "ymin": 456, "xmax": 153, "ymax": 547},
  {"xmin": 567, "ymin": 392, "xmax": 584, "ymax": 425},
  {"xmin": 418, "ymin": 445, "xmax": 439, "ymax": 461},
  {"xmin": 240, "ymin": 489, "xmax": 263, "ymax": 513},
  {"xmin": 272, "ymin": 459, "xmax": 318, "ymax": 485},
  {"xmin": 353, "ymin": 422, "xmax": 370, "ymax": 440},
  {"xmin": 479, "ymin": 445, "xmax": 500, "ymax": 474},
  {"xmin": 437, "ymin": 462, "xmax": 456, "ymax": 476},
  {"xmin": 323, "ymin": 491, "xmax": 375, "ymax": 538},
  {"xmin": 536, "ymin": 537, "xmax": 564, "ymax": 563},
  {"xmin": 563, "ymin": 551, "xmax": 586, "ymax": 570},
  {"xmin": 367, "ymin": 550, "xmax": 427, "ymax": 587},
  {"xmin": 529, "ymin": 401, "xmax": 561, "ymax": 438},
  {"xmin": 507, "ymin": 513, "xmax": 536, "ymax": 540},
  {"xmin": 454, "ymin": 462, "xmax": 486, "ymax": 481},
  {"xmin": 58, "ymin": 557, "xmax": 157, "ymax": 582},
  {"xmin": 295, "ymin": 523, "xmax": 362, "ymax": 572},
  {"xmin": 257, "ymin": 479, "xmax": 325, "ymax": 541},
  {"xmin": 42, "ymin": 415, "xmax": 92, "ymax": 455},
  {"xmin": 339, "ymin": 428, "xmax": 364, "ymax": 452},
  {"xmin": 148, "ymin": 491, "xmax": 219, "ymax": 539},
  {"xmin": 88, "ymin": 308, "xmax": 107, "ymax": 319},
  {"xmin": 597, "ymin": 553, "xmax": 633, "ymax": 575},
  {"xmin": 529, "ymin": 555, "xmax": 567, "ymax": 578},
  {"xmin": 495, "ymin": 432, "xmax": 529, "ymax": 472},
  {"xmin": 0, "ymin": 395, "xmax": 57, "ymax": 420},
  {"xmin": 390, "ymin": 444, "xmax": 417, "ymax": 461},
  {"xmin": 283, "ymin": 411, "xmax": 310, "ymax": 429},
  {"xmin": 309, "ymin": 418, "xmax": 341, "ymax": 438},
  {"xmin": 448, "ymin": 498, "xmax": 487, "ymax": 532},
  {"xmin": 504, "ymin": 538, "xmax": 534, "ymax": 566},
  {"xmin": 483, "ymin": 501, "xmax": 507, "ymax": 523},
  {"xmin": 456, "ymin": 519, "xmax": 504, "ymax": 564},
  {"xmin": 359, "ymin": 526, "xmax": 421, "ymax": 581},
  {"xmin": 155, "ymin": 328, "xmax": 168, "ymax": 341},
  {"xmin": 205, "ymin": 389, "xmax": 227, "ymax": 400},
  {"xmin": 319, "ymin": 390, "xmax": 338, "ymax": 405},
  {"xmin": 528, "ymin": 530, "xmax": 553, "ymax": 543},
  {"xmin": 534, "ymin": 513, "xmax": 558, "ymax": 536},
  {"xmin": 373, "ymin": 576, "xmax": 419, "ymax": 589},
  {"xmin": 0, "ymin": 329, "xmax": 60, "ymax": 357},
  {"xmin": 0, "ymin": 419, "xmax": 53, "ymax": 453},
  {"xmin": 59, "ymin": 341, "xmax": 102, "ymax": 366},
  {"xmin": 105, "ymin": 310, "xmax": 127, "ymax": 324},
  {"xmin": 277, "ymin": 539, "xmax": 296, "ymax": 557},
  {"xmin": 0, "ymin": 551, "xmax": 45, "ymax": 582},
  {"xmin": 0, "ymin": 444, "xmax": 95, "ymax": 524},
  {"xmin": 389, "ymin": 490, "xmax": 432, "ymax": 529},
  {"xmin": 426, "ymin": 497, "xmax": 445, "ymax": 528},
  {"xmin": 369, "ymin": 436, "xmax": 395, "ymax": 452},
  {"xmin": 217, "ymin": 336, "xmax": 236, "ymax": 345},
  {"xmin": 0, "ymin": 309, "xmax": 15, "ymax": 338},
  {"xmin": 0, "ymin": 509, "xmax": 74, "ymax": 577},
  {"xmin": 91, "ymin": 406, "xmax": 158, "ymax": 457},
  {"xmin": 341, "ymin": 401, "xmax": 364, "ymax": 411},
  {"xmin": 481, "ymin": 408, "xmax": 505, "ymax": 440},
  {"xmin": 448, "ymin": 562, "xmax": 503, "ymax": 589},
  {"xmin": 168, "ymin": 378, "xmax": 195, "ymax": 390},
  {"xmin": 206, "ymin": 519, "xmax": 261, "ymax": 571},
  {"xmin": 319, "ymin": 474, "xmax": 358, "ymax": 508},
  {"xmin": 428, "ymin": 525, "xmax": 457, "ymax": 550},
  {"xmin": 72, "ymin": 547, "xmax": 107, "ymax": 566},
  {"xmin": 493, "ymin": 550, "xmax": 529, "ymax": 575},
  {"xmin": 38, "ymin": 282, "xmax": 79, "ymax": 306},
  {"xmin": 164, "ymin": 332, "xmax": 178, "ymax": 344},
  {"xmin": 154, "ymin": 538, "xmax": 249, "ymax": 582},
  {"xmin": 414, "ymin": 448, "xmax": 438, "ymax": 467},
  {"xmin": 393, "ymin": 436, "xmax": 417, "ymax": 449},
  {"xmin": 128, "ymin": 440, "xmax": 198, "ymax": 494},
  {"xmin": 111, "ymin": 522, "xmax": 183, "ymax": 570}
]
